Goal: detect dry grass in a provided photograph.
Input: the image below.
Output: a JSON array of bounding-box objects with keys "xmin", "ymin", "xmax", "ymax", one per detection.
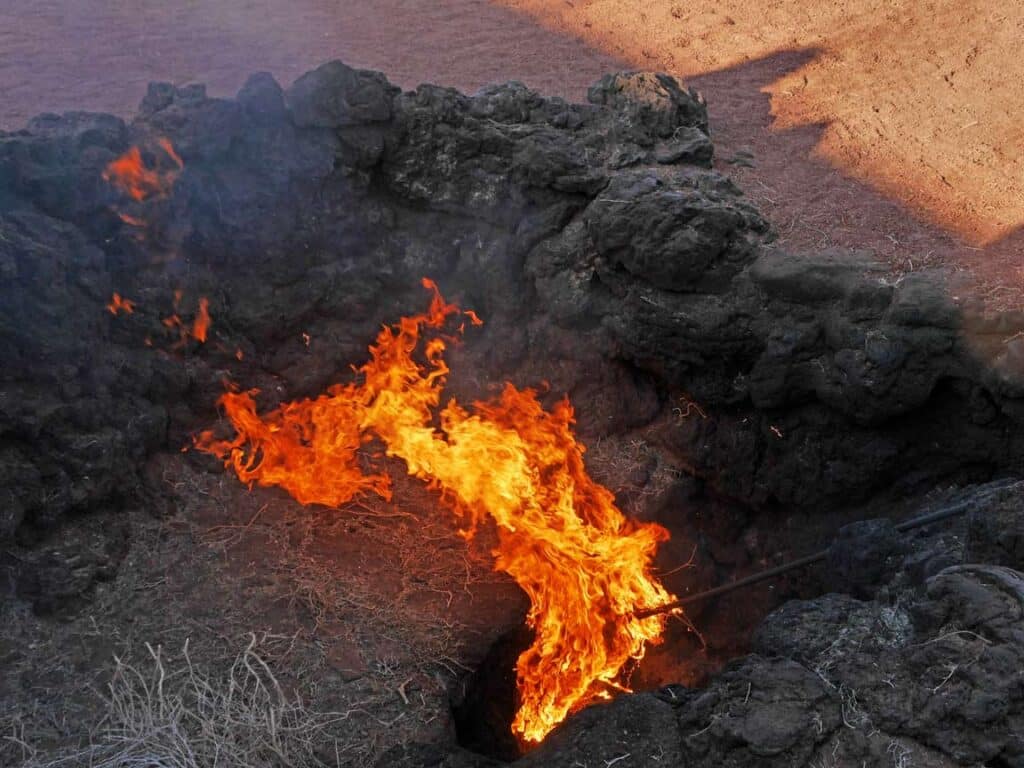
[
  {"xmin": 18, "ymin": 635, "xmax": 353, "ymax": 768},
  {"xmin": 2, "ymin": 435, "xmax": 680, "ymax": 768},
  {"xmin": 0, "ymin": 453, "xmax": 520, "ymax": 768}
]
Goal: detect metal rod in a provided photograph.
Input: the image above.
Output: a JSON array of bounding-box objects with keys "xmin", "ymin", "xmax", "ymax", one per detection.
[
  {"xmin": 635, "ymin": 479, "xmax": 1019, "ymax": 619},
  {"xmin": 634, "ymin": 549, "xmax": 829, "ymax": 618}
]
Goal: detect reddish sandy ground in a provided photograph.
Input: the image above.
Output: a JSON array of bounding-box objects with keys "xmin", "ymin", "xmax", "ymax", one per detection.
[{"xmin": 1, "ymin": 0, "xmax": 1020, "ymax": 293}]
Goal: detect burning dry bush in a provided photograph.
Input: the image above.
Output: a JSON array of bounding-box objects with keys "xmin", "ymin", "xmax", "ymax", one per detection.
[
  {"xmin": 194, "ymin": 280, "xmax": 678, "ymax": 743},
  {"xmin": 26, "ymin": 635, "xmax": 351, "ymax": 768}
]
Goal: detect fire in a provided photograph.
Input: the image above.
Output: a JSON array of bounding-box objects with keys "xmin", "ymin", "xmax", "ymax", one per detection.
[
  {"xmin": 116, "ymin": 212, "xmax": 147, "ymax": 228},
  {"xmin": 106, "ymin": 292, "xmax": 135, "ymax": 315},
  {"xmin": 162, "ymin": 294, "xmax": 212, "ymax": 346},
  {"xmin": 103, "ymin": 138, "xmax": 182, "ymax": 202},
  {"xmin": 107, "ymin": 289, "xmax": 212, "ymax": 348},
  {"xmin": 192, "ymin": 297, "xmax": 211, "ymax": 343},
  {"xmin": 195, "ymin": 280, "xmax": 676, "ymax": 743}
]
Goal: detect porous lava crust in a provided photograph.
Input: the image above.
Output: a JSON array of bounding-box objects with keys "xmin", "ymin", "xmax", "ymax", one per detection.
[{"xmin": 2, "ymin": 61, "xmax": 1024, "ymax": 767}]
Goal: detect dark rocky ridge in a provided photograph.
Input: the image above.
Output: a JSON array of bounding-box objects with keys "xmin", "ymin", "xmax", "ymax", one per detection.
[
  {"xmin": 2, "ymin": 60, "xmax": 1024, "ymax": 766},
  {"xmin": 4, "ymin": 61, "xmax": 1024, "ymax": 586}
]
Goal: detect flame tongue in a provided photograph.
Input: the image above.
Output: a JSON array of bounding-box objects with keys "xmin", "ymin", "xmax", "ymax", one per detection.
[
  {"xmin": 103, "ymin": 138, "xmax": 182, "ymax": 202},
  {"xmin": 106, "ymin": 292, "xmax": 135, "ymax": 315},
  {"xmin": 430, "ymin": 388, "xmax": 673, "ymax": 742},
  {"xmin": 195, "ymin": 279, "xmax": 676, "ymax": 743},
  {"xmin": 199, "ymin": 387, "xmax": 390, "ymax": 507}
]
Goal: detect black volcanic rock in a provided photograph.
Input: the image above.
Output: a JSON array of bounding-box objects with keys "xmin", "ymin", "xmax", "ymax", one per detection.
[
  {"xmin": 675, "ymin": 656, "xmax": 841, "ymax": 768},
  {"xmin": 3, "ymin": 57, "xmax": 1024, "ymax": 768},
  {"xmin": 516, "ymin": 692, "xmax": 684, "ymax": 768},
  {"xmin": 585, "ymin": 168, "xmax": 766, "ymax": 292},
  {"xmin": 542, "ymin": 484, "xmax": 1024, "ymax": 768},
  {"xmin": 3, "ymin": 58, "xmax": 1024, "ymax": 616},
  {"xmin": 286, "ymin": 59, "xmax": 400, "ymax": 129},
  {"xmin": 965, "ymin": 480, "xmax": 1024, "ymax": 569},
  {"xmin": 587, "ymin": 71, "xmax": 710, "ymax": 142},
  {"xmin": 826, "ymin": 518, "xmax": 907, "ymax": 598}
]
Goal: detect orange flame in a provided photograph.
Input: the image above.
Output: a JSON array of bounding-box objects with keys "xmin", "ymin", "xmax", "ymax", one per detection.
[
  {"xmin": 106, "ymin": 292, "xmax": 135, "ymax": 315},
  {"xmin": 161, "ymin": 295, "xmax": 211, "ymax": 346},
  {"xmin": 194, "ymin": 280, "xmax": 676, "ymax": 742},
  {"xmin": 103, "ymin": 138, "xmax": 183, "ymax": 202},
  {"xmin": 116, "ymin": 212, "xmax": 147, "ymax": 228},
  {"xmin": 192, "ymin": 297, "xmax": 211, "ymax": 343}
]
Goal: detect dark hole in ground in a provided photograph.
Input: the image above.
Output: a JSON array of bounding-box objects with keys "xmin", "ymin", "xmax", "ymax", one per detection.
[
  {"xmin": 448, "ymin": 486, "xmax": 903, "ymax": 761},
  {"xmin": 452, "ymin": 624, "xmax": 533, "ymax": 762},
  {"xmin": 448, "ymin": 501, "xmax": 821, "ymax": 761}
]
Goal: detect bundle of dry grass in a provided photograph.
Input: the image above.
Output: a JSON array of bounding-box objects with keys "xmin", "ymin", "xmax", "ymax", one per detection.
[{"xmin": 29, "ymin": 634, "xmax": 350, "ymax": 768}]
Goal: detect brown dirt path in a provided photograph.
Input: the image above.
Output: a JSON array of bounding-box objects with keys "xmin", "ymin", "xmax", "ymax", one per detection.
[{"xmin": 1, "ymin": 0, "xmax": 1020, "ymax": 296}]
